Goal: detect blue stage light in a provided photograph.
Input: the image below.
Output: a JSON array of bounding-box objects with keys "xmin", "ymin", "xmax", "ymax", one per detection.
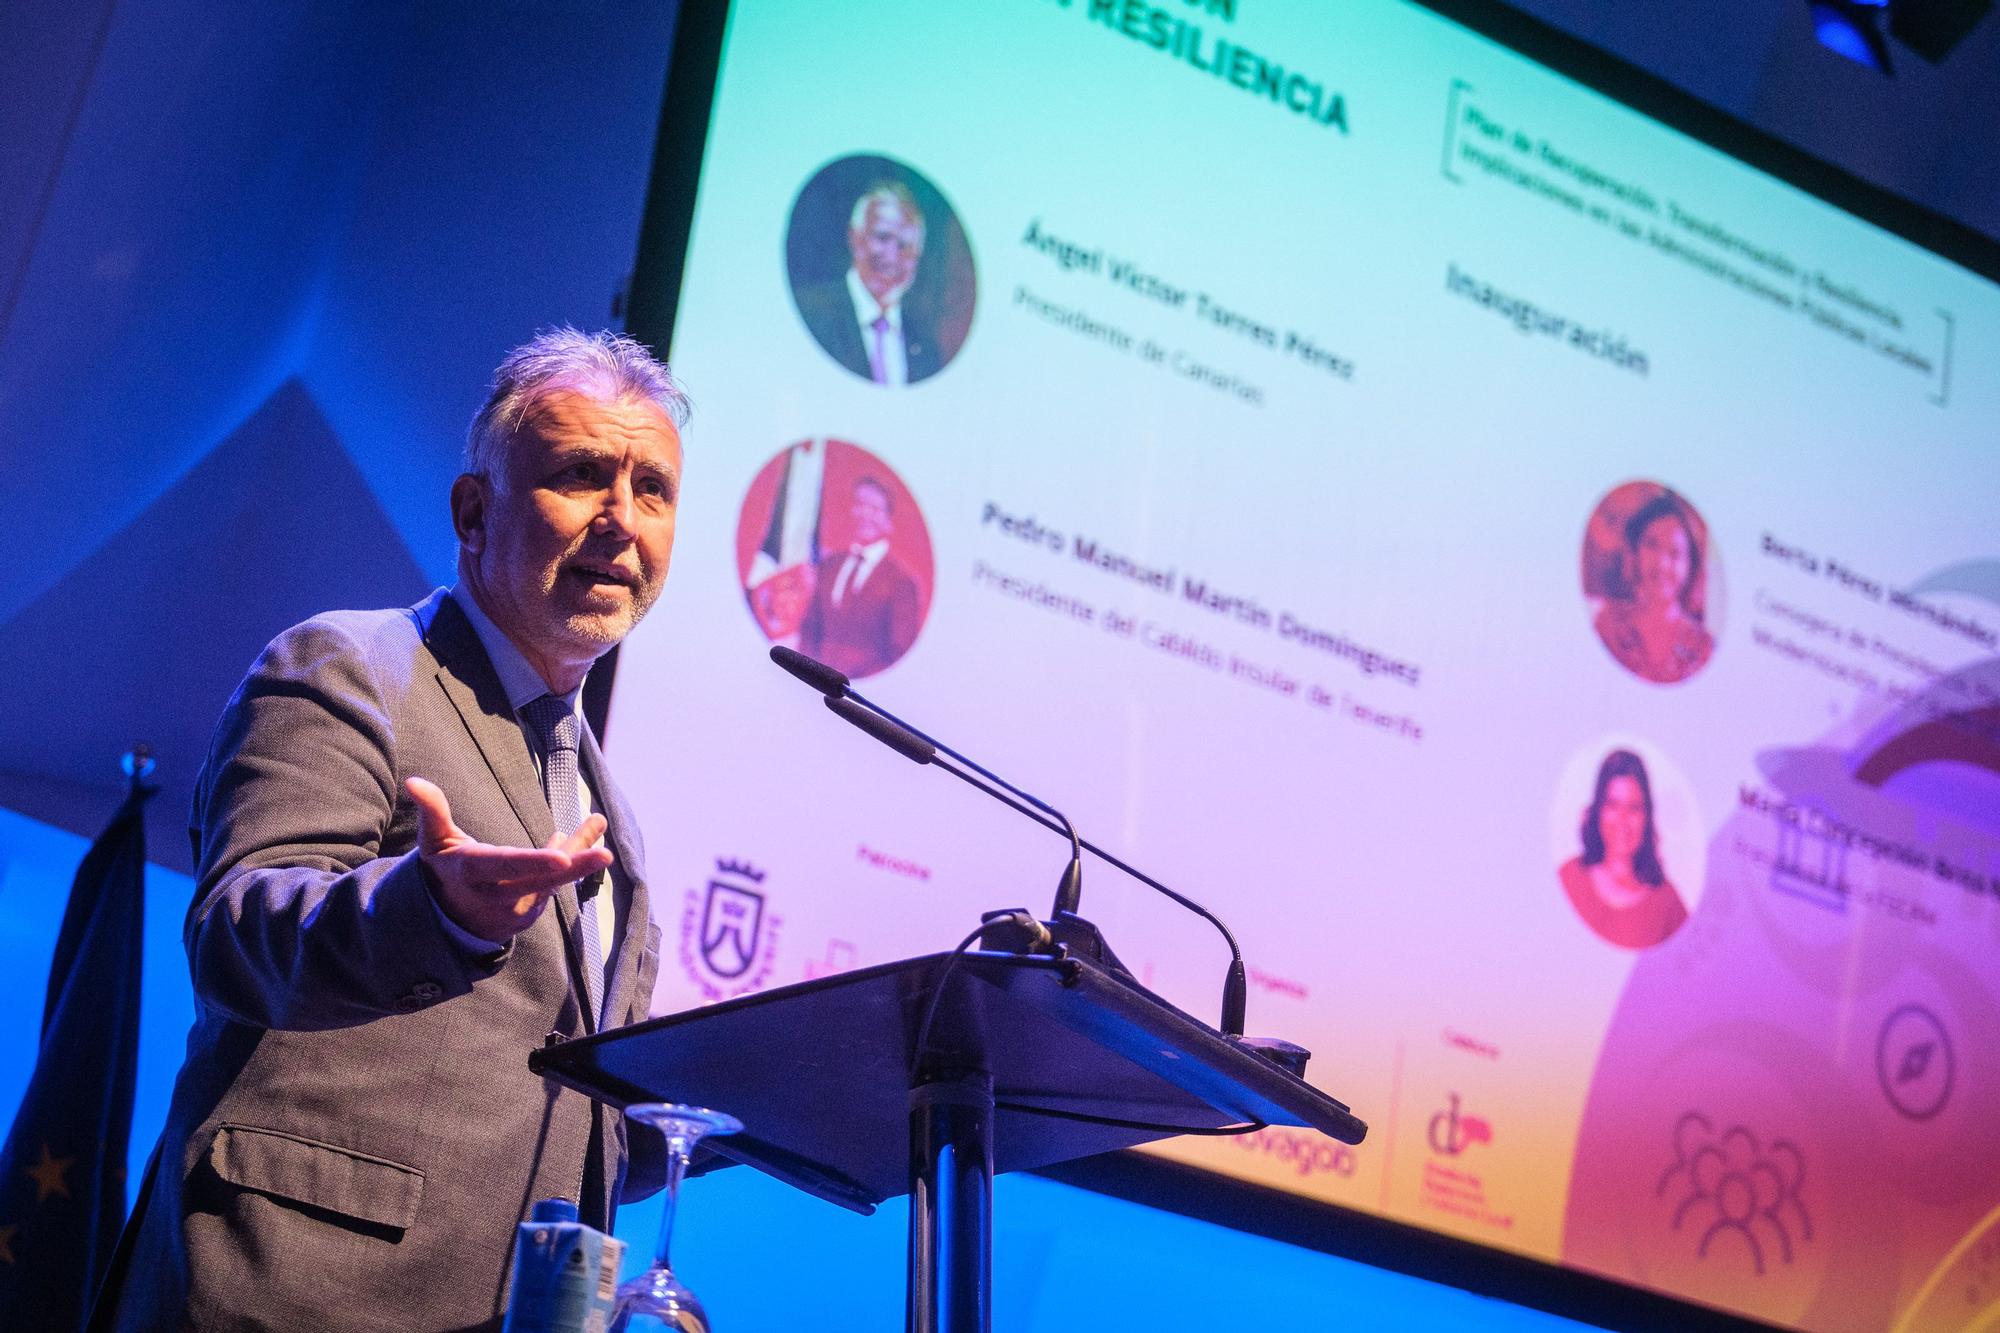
[
  {"xmin": 1811, "ymin": 0, "xmax": 1896, "ymax": 72},
  {"xmin": 1810, "ymin": 0, "xmax": 1993, "ymax": 71}
]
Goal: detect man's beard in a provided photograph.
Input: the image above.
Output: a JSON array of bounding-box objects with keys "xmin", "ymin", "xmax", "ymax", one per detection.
[{"xmin": 542, "ymin": 568, "xmax": 662, "ymax": 649}]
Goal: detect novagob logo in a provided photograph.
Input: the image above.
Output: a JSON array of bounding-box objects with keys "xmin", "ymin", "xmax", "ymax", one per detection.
[{"xmin": 1231, "ymin": 1127, "xmax": 1357, "ymax": 1179}]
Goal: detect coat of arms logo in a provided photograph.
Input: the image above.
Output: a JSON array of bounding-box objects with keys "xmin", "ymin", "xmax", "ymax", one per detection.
[{"xmin": 678, "ymin": 858, "xmax": 782, "ymax": 1000}]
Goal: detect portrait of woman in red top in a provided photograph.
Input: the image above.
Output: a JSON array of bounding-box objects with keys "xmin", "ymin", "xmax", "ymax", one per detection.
[{"xmin": 1558, "ymin": 748, "xmax": 1690, "ymax": 949}]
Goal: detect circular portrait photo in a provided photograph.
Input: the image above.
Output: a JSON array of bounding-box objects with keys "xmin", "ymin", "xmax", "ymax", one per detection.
[
  {"xmin": 1549, "ymin": 739, "xmax": 1705, "ymax": 950},
  {"xmin": 736, "ymin": 439, "xmax": 935, "ymax": 680},
  {"xmin": 785, "ymin": 154, "xmax": 976, "ymax": 387},
  {"xmin": 1581, "ymin": 481, "xmax": 1721, "ymax": 685}
]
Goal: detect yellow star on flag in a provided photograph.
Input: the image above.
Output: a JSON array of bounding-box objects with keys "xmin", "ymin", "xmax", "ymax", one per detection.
[
  {"xmin": 24, "ymin": 1144, "xmax": 74, "ymax": 1203},
  {"xmin": 0, "ymin": 1223, "xmax": 16, "ymax": 1264}
]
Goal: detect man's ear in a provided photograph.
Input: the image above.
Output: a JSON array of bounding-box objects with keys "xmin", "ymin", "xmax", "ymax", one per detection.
[{"xmin": 450, "ymin": 474, "xmax": 488, "ymax": 556}]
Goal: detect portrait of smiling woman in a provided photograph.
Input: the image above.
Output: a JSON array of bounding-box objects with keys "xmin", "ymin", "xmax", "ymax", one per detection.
[
  {"xmin": 1583, "ymin": 483, "xmax": 1717, "ymax": 685},
  {"xmin": 1558, "ymin": 748, "xmax": 1691, "ymax": 949}
]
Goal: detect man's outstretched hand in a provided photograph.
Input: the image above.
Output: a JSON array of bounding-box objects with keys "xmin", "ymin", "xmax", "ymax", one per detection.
[{"xmin": 406, "ymin": 776, "xmax": 613, "ymax": 943}]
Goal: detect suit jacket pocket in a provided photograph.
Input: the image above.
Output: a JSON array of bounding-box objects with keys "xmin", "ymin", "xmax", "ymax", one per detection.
[{"xmin": 209, "ymin": 1123, "xmax": 425, "ymax": 1230}]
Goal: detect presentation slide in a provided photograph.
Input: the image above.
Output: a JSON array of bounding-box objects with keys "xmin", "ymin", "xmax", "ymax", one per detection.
[{"xmin": 606, "ymin": 3, "xmax": 2000, "ymax": 1328}]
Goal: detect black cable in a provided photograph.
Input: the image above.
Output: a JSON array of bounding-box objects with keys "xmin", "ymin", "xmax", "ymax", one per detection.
[
  {"xmin": 912, "ymin": 924, "xmax": 1266, "ymax": 1137},
  {"xmin": 911, "ymin": 924, "xmax": 991, "ymax": 1076},
  {"xmin": 994, "ymin": 1101, "xmax": 1266, "ymax": 1137}
]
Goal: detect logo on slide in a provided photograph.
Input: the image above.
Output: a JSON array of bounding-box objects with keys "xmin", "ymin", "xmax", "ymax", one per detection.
[
  {"xmin": 1427, "ymin": 1092, "xmax": 1492, "ymax": 1155},
  {"xmin": 803, "ymin": 939, "xmax": 860, "ymax": 981},
  {"xmin": 1875, "ymin": 1003, "xmax": 1954, "ymax": 1121},
  {"xmin": 1766, "ymin": 800, "xmax": 1852, "ymax": 913},
  {"xmin": 1232, "ymin": 1127, "xmax": 1357, "ymax": 1179},
  {"xmin": 678, "ymin": 858, "xmax": 782, "ymax": 1001},
  {"xmin": 1655, "ymin": 1110, "xmax": 1812, "ymax": 1277}
]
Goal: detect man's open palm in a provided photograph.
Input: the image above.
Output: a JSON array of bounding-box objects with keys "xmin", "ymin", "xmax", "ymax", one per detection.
[{"xmin": 406, "ymin": 776, "xmax": 613, "ymax": 942}]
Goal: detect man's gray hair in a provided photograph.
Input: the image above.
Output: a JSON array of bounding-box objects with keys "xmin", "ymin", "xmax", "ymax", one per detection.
[
  {"xmin": 464, "ymin": 327, "xmax": 691, "ymax": 478},
  {"xmin": 848, "ymin": 181, "xmax": 925, "ymax": 234}
]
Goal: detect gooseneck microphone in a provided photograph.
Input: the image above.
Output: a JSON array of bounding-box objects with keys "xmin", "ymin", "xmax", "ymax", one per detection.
[
  {"xmin": 773, "ymin": 647, "xmax": 1085, "ymax": 916},
  {"xmin": 771, "ymin": 645, "xmax": 851, "ymax": 700},
  {"xmin": 769, "ymin": 646, "xmax": 1249, "ymax": 1039},
  {"xmin": 824, "ymin": 695, "xmax": 932, "ymax": 763}
]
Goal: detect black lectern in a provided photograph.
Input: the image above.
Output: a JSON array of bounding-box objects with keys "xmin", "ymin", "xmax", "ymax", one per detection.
[{"xmin": 529, "ymin": 950, "xmax": 1366, "ymax": 1332}]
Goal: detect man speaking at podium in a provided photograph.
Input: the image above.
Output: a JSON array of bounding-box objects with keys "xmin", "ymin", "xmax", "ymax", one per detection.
[{"xmin": 99, "ymin": 330, "xmax": 687, "ymax": 1331}]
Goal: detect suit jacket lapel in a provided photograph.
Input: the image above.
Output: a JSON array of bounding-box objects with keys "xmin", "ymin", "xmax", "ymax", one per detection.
[
  {"xmin": 424, "ymin": 592, "xmax": 596, "ymax": 1032},
  {"xmin": 426, "ymin": 595, "xmax": 552, "ymax": 846}
]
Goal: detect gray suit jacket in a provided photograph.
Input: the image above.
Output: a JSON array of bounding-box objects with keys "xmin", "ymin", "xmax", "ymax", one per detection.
[{"xmin": 102, "ymin": 590, "xmax": 663, "ymax": 1332}]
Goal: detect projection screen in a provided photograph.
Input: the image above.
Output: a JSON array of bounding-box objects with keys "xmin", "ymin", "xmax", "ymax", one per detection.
[{"xmin": 605, "ymin": 3, "xmax": 2000, "ymax": 1328}]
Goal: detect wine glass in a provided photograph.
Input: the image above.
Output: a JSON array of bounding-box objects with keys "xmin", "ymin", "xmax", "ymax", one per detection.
[{"xmin": 611, "ymin": 1103, "xmax": 743, "ymax": 1333}]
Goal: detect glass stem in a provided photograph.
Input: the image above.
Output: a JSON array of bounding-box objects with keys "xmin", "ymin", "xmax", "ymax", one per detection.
[{"xmin": 653, "ymin": 1132, "xmax": 693, "ymax": 1271}]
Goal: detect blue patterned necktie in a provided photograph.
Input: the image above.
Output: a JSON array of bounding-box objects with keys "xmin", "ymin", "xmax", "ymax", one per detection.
[{"xmin": 521, "ymin": 694, "xmax": 603, "ymax": 1023}]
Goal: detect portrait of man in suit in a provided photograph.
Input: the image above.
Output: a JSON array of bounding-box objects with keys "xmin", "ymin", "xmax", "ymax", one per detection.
[
  {"xmin": 96, "ymin": 329, "xmax": 687, "ymax": 1332},
  {"xmin": 733, "ymin": 437, "xmax": 935, "ymax": 682},
  {"xmin": 800, "ymin": 475, "xmax": 924, "ymax": 679},
  {"xmin": 787, "ymin": 156, "xmax": 977, "ymax": 387}
]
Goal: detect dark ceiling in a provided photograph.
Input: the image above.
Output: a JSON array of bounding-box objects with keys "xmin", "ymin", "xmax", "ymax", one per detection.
[{"xmin": 1499, "ymin": 0, "xmax": 2000, "ymax": 247}]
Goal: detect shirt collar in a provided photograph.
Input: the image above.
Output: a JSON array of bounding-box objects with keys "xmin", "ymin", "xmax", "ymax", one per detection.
[
  {"xmin": 846, "ymin": 266, "xmax": 903, "ymax": 329},
  {"xmin": 844, "ymin": 538, "xmax": 891, "ymax": 593},
  {"xmin": 447, "ymin": 583, "xmax": 583, "ymax": 716}
]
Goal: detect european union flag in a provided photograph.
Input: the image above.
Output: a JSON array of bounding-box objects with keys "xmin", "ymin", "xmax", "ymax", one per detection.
[{"xmin": 0, "ymin": 781, "xmax": 153, "ymax": 1329}]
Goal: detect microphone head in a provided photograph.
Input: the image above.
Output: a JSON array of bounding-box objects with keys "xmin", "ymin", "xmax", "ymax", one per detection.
[
  {"xmin": 825, "ymin": 695, "xmax": 935, "ymax": 764},
  {"xmin": 1222, "ymin": 958, "xmax": 1248, "ymax": 1039},
  {"xmin": 770, "ymin": 645, "xmax": 850, "ymax": 699},
  {"xmin": 1053, "ymin": 856, "xmax": 1083, "ymax": 917}
]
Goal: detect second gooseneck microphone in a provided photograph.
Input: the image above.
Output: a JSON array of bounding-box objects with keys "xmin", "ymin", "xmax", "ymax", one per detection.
[{"xmin": 769, "ymin": 645, "xmax": 1247, "ymax": 1038}]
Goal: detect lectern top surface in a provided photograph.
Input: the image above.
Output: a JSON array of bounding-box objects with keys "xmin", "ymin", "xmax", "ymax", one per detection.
[{"xmin": 530, "ymin": 950, "xmax": 1366, "ymax": 1212}]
